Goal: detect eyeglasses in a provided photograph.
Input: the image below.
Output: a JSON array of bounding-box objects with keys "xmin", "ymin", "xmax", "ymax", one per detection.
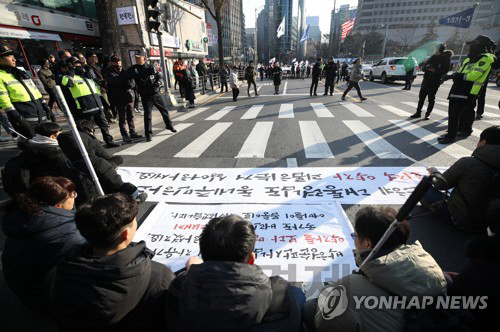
[{"xmin": 350, "ymin": 232, "xmax": 358, "ymax": 240}]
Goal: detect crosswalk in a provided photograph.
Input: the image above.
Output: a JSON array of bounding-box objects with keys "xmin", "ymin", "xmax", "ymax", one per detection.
[{"xmin": 115, "ymin": 99, "xmax": 499, "ymax": 161}]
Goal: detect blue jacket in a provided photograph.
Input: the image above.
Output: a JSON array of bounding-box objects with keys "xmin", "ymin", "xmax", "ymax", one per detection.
[{"xmin": 1, "ymin": 205, "xmax": 86, "ymax": 314}]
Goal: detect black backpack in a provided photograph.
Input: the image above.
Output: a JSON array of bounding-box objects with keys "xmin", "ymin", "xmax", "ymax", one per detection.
[{"xmin": 1, "ymin": 152, "xmax": 30, "ymax": 197}]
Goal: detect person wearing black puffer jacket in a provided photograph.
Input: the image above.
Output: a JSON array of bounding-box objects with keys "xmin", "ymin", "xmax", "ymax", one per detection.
[
  {"xmin": 2, "ymin": 176, "xmax": 85, "ymax": 315},
  {"xmin": 447, "ymin": 200, "xmax": 500, "ymax": 330},
  {"xmin": 166, "ymin": 214, "xmax": 305, "ymax": 332},
  {"xmin": 47, "ymin": 193, "xmax": 175, "ymax": 331},
  {"xmin": 57, "ymin": 125, "xmax": 146, "ymax": 207},
  {"xmin": 410, "ymin": 44, "xmax": 453, "ymax": 120}
]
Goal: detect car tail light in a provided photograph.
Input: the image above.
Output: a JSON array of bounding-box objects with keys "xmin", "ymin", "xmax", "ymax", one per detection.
[{"xmin": 390, "ymin": 66, "xmax": 397, "ymax": 70}]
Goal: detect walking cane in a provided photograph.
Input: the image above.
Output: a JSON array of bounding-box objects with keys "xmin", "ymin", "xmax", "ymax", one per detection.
[{"xmin": 53, "ymin": 86, "xmax": 105, "ymax": 196}]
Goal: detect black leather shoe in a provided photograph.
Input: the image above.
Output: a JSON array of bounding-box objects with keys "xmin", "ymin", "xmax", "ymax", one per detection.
[
  {"xmin": 105, "ymin": 141, "xmax": 121, "ymax": 148},
  {"xmin": 424, "ymin": 113, "xmax": 431, "ymax": 120},
  {"xmin": 323, "ymin": 93, "xmax": 328, "ymax": 96},
  {"xmin": 410, "ymin": 113, "xmax": 421, "ymax": 119},
  {"xmin": 130, "ymin": 133, "xmax": 143, "ymax": 139},
  {"xmin": 122, "ymin": 135, "xmax": 132, "ymax": 143},
  {"xmin": 360, "ymin": 97, "xmax": 367, "ymax": 101},
  {"xmin": 166, "ymin": 123, "xmax": 177, "ymax": 133},
  {"xmin": 438, "ymin": 136, "xmax": 455, "ymax": 144},
  {"xmin": 146, "ymin": 137, "xmax": 152, "ymax": 142}
]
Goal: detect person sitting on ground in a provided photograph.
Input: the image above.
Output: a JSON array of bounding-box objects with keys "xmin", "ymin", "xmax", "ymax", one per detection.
[
  {"xmin": 46, "ymin": 193, "xmax": 175, "ymax": 331},
  {"xmin": 1, "ymin": 176, "xmax": 85, "ymax": 315},
  {"xmin": 2, "ymin": 122, "xmax": 68, "ymax": 197},
  {"xmin": 57, "ymin": 121, "xmax": 147, "ymax": 206},
  {"xmin": 309, "ymin": 206, "xmax": 446, "ymax": 332},
  {"xmin": 166, "ymin": 214, "xmax": 305, "ymax": 332},
  {"xmin": 423, "ymin": 125, "xmax": 500, "ymax": 233},
  {"xmin": 447, "ymin": 200, "xmax": 500, "ymax": 330}
]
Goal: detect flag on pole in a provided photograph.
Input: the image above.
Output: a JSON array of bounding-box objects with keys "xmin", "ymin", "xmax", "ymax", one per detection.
[
  {"xmin": 300, "ymin": 24, "xmax": 310, "ymax": 43},
  {"xmin": 291, "ymin": 58, "xmax": 297, "ymax": 63},
  {"xmin": 277, "ymin": 17, "xmax": 285, "ymax": 39},
  {"xmin": 341, "ymin": 17, "xmax": 356, "ymax": 40},
  {"xmin": 439, "ymin": 7, "xmax": 475, "ymax": 28}
]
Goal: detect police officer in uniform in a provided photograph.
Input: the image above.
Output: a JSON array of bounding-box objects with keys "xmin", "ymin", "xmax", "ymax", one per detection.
[
  {"xmin": 438, "ymin": 35, "xmax": 496, "ymax": 144},
  {"xmin": 0, "ymin": 45, "xmax": 48, "ymax": 138},
  {"xmin": 61, "ymin": 57, "xmax": 120, "ymax": 148},
  {"xmin": 125, "ymin": 51, "xmax": 176, "ymax": 142}
]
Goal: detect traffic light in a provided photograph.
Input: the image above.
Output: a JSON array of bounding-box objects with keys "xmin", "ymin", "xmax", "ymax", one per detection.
[{"xmin": 146, "ymin": 0, "xmax": 163, "ymax": 33}]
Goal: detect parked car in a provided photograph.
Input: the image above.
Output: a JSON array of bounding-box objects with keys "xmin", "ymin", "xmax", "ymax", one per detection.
[{"xmin": 369, "ymin": 57, "xmax": 417, "ymax": 84}]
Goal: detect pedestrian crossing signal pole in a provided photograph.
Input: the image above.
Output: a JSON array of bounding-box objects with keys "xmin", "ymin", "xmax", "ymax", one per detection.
[{"xmin": 53, "ymin": 86, "xmax": 105, "ymax": 196}]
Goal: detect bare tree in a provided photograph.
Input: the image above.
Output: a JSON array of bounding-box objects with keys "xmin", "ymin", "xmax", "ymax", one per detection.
[
  {"xmin": 95, "ymin": 0, "xmax": 121, "ymax": 56},
  {"xmin": 395, "ymin": 24, "xmax": 419, "ymax": 52},
  {"xmin": 200, "ymin": 0, "xmax": 230, "ymax": 66}
]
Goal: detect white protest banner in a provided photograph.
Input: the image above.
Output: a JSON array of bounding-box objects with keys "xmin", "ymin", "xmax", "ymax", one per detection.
[
  {"xmin": 135, "ymin": 202, "xmax": 355, "ymax": 283},
  {"xmin": 118, "ymin": 167, "xmax": 445, "ymax": 205}
]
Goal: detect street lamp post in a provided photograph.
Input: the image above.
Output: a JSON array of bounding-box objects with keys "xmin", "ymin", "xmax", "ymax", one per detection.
[{"xmin": 381, "ymin": 24, "xmax": 389, "ymax": 58}]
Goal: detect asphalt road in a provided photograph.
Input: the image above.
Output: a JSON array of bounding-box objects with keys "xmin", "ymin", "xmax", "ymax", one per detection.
[{"xmin": 0, "ymin": 75, "xmax": 499, "ymax": 331}]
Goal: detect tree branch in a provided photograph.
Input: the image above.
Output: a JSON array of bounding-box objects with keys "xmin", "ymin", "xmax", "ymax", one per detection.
[{"xmin": 200, "ymin": 0, "xmax": 216, "ymax": 20}]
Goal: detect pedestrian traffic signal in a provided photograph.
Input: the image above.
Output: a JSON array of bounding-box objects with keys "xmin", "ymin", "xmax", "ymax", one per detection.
[{"xmin": 146, "ymin": 0, "xmax": 163, "ymax": 33}]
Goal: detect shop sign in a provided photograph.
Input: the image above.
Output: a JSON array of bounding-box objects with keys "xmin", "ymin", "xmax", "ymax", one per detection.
[
  {"xmin": 0, "ymin": 3, "xmax": 99, "ymax": 36},
  {"xmin": 149, "ymin": 48, "xmax": 173, "ymax": 57},
  {"xmin": 116, "ymin": 6, "xmax": 139, "ymax": 25},
  {"xmin": 189, "ymin": 40, "xmax": 203, "ymax": 52},
  {"xmin": 0, "ymin": 26, "xmax": 61, "ymax": 41},
  {"xmin": 150, "ymin": 32, "xmax": 180, "ymax": 49}
]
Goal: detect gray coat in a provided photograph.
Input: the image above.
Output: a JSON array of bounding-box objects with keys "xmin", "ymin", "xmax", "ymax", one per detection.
[
  {"xmin": 432, "ymin": 144, "xmax": 500, "ymax": 232},
  {"xmin": 350, "ymin": 64, "xmax": 363, "ymax": 82},
  {"xmin": 315, "ymin": 241, "xmax": 446, "ymax": 332}
]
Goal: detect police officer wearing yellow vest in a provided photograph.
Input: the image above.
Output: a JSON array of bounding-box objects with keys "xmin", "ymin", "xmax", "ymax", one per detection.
[
  {"xmin": 0, "ymin": 45, "xmax": 48, "ymax": 138},
  {"xmin": 61, "ymin": 57, "xmax": 120, "ymax": 148},
  {"xmin": 439, "ymin": 35, "xmax": 496, "ymax": 144}
]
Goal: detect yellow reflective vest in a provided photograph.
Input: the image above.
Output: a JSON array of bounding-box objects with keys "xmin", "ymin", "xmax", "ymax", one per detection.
[
  {"xmin": 450, "ymin": 53, "xmax": 495, "ymax": 99},
  {"xmin": 0, "ymin": 67, "xmax": 46, "ymax": 121},
  {"xmin": 61, "ymin": 73, "xmax": 103, "ymax": 115}
]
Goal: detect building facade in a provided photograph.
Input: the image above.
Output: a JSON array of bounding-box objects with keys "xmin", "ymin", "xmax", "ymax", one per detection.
[
  {"xmin": 355, "ymin": 0, "xmax": 500, "ymax": 52},
  {"xmin": 263, "ymin": 0, "xmax": 295, "ymax": 64},
  {"xmin": 306, "ymin": 16, "xmax": 322, "ymax": 42},
  {"xmin": 0, "ymin": 0, "xmax": 100, "ymax": 76}
]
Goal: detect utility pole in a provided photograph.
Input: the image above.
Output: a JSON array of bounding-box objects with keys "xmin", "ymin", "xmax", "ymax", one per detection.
[{"xmin": 381, "ymin": 24, "xmax": 389, "ymax": 58}]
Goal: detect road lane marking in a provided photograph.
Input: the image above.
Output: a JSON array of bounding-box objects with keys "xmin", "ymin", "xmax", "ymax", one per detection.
[
  {"xmin": 116, "ymin": 123, "xmax": 193, "ymax": 156},
  {"xmin": 343, "ymin": 120, "xmax": 403, "ymax": 159},
  {"xmin": 389, "ymin": 119, "xmax": 472, "ymax": 159},
  {"xmin": 286, "ymin": 158, "xmax": 298, "ymax": 167},
  {"xmin": 435, "ymin": 101, "xmax": 500, "ymax": 118},
  {"xmin": 241, "ymin": 105, "xmax": 264, "ymax": 119},
  {"xmin": 174, "ymin": 122, "xmax": 232, "ymax": 158},
  {"xmin": 283, "ymin": 81, "xmax": 288, "ymax": 95},
  {"xmin": 236, "ymin": 122, "xmax": 273, "ymax": 158},
  {"xmin": 279, "ymin": 103, "xmax": 294, "ymax": 118},
  {"xmin": 174, "ymin": 107, "xmax": 210, "ymax": 122},
  {"xmin": 299, "ymin": 121, "xmax": 334, "ymax": 158},
  {"xmin": 311, "ymin": 103, "xmax": 334, "ymax": 118},
  {"xmin": 340, "ymin": 102, "xmax": 374, "ymax": 117},
  {"xmin": 204, "ymin": 106, "xmax": 236, "ymax": 121},
  {"xmin": 379, "ymin": 105, "xmax": 411, "ymax": 117}
]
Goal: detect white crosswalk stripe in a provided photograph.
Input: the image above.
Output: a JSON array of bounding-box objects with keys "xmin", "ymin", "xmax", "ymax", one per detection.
[
  {"xmin": 116, "ymin": 123, "xmax": 193, "ymax": 156},
  {"xmin": 205, "ymin": 106, "xmax": 236, "ymax": 121},
  {"xmin": 435, "ymin": 101, "xmax": 500, "ymax": 118},
  {"xmin": 344, "ymin": 120, "xmax": 404, "ymax": 159},
  {"xmin": 311, "ymin": 103, "xmax": 334, "ymax": 118},
  {"xmin": 379, "ymin": 105, "xmax": 411, "ymax": 117},
  {"xmin": 389, "ymin": 120, "xmax": 472, "ymax": 159},
  {"xmin": 241, "ymin": 105, "xmax": 264, "ymax": 119},
  {"xmin": 299, "ymin": 121, "xmax": 334, "ymax": 158},
  {"xmin": 402, "ymin": 102, "xmax": 448, "ymax": 118},
  {"xmin": 236, "ymin": 122, "xmax": 273, "ymax": 158},
  {"xmin": 174, "ymin": 122, "xmax": 232, "ymax": 158},
  {"xmin": 174, "ymin": 107, "xmax": 210, "ymax": 122},
  {"xmin": 340, "ymin": 102, "xmax": 374, "ymax": 117},
  {"xmin": 279, "ymin": 103, "xmax": 294, "ymax": 118}
]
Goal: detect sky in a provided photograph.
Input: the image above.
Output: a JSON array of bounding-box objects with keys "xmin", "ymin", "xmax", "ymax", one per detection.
[{"xmin": 243, "ymin": 0, "xmax": 358, "ymax": 34}]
